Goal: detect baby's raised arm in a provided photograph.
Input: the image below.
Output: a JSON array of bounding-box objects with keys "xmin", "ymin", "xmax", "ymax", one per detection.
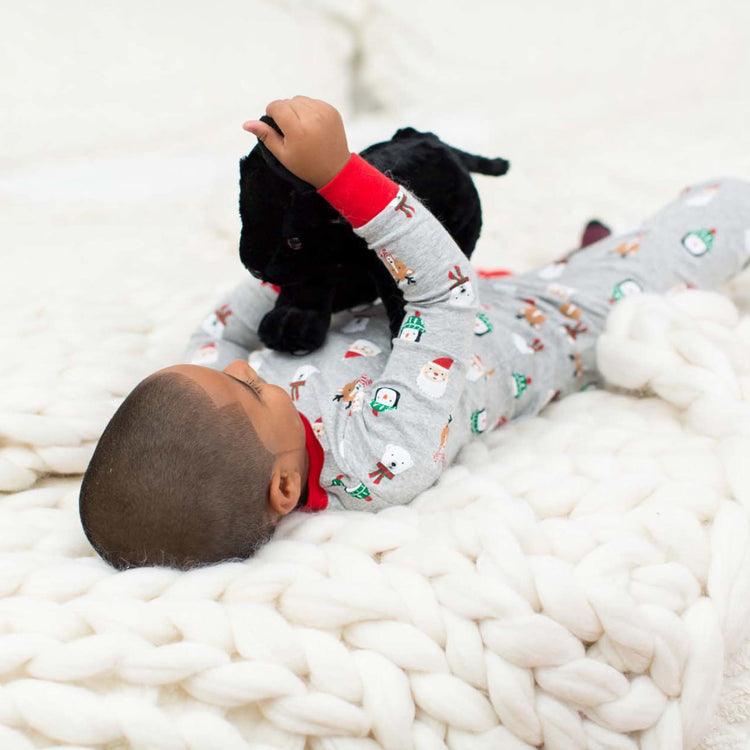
[{"xmin": 243, "ymin": 95, "xmax": 482, "ymax": 509}]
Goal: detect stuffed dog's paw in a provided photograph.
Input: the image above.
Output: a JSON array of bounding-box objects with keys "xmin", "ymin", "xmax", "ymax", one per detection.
[{"xmin": 259, "ymin": 305, "xmax": 330, "ymax": 355}]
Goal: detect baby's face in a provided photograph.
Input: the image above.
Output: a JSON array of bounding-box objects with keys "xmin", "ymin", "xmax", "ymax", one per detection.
[{"xmin": 156, "ymin": 361, "xmax": 306, "ymax": 461}]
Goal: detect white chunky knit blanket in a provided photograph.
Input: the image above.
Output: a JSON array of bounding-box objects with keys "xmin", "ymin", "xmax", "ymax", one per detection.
[{"xmin": 3, "ymin": 166, "xmax": 750, "ymax": 748}]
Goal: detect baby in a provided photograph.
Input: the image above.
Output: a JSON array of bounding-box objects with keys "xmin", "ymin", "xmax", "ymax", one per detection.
[{"xmin": 79, "ymin": 96, "xmax": 750, "ymax": 571}]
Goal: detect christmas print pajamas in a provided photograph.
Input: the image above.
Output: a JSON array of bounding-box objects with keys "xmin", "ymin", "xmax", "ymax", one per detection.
[{"xmin": 185, "ymin": 167, "xmax": 750, "ymax": 512}]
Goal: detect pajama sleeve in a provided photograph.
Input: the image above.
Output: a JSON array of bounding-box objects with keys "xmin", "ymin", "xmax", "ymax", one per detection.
[
  {"xmin": 318, "ymin": 154, "xmax": 480, "ymax": 508},
  {"xmin": 182, "ymin": 276, "xmax": 280, "ymax": 371}
]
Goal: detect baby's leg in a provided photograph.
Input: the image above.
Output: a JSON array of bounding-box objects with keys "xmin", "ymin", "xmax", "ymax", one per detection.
[
  {"xmin": 524, "ymin": 178, "xmax": 750, "ymax": 331},
  {"xmin": 636, "ymin": 177, "xmax": 750, "ymax": 290},
  {"xmin": 487, "ymin": 178, "xmax": 750, "ymax": 413}
]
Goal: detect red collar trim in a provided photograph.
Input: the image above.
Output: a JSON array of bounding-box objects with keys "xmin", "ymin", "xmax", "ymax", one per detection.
[{"xmin": 297, "ymin": 412, "xmax": 328, "ymax": 511}]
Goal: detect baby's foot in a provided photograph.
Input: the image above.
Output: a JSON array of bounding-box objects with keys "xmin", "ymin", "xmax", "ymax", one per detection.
[{"xmin": 581, "ymin": 219, "xmax": 611, "ymax": 248}]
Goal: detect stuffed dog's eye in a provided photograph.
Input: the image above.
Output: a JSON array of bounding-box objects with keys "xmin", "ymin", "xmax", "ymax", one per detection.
[{"xmin": 287, "ymin": 237, "xmax": 303, "ymax": 250}]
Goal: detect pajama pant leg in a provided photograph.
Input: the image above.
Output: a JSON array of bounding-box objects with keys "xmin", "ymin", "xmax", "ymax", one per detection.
[{"xmin": 482, "ymin": 178, "xmax": 750, "ymax": 421}]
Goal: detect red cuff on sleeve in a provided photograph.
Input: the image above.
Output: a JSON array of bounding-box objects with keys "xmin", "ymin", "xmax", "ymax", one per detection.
[{"xmin": 317, "ymin": 153, "xmax": 399, "ymax": 228}]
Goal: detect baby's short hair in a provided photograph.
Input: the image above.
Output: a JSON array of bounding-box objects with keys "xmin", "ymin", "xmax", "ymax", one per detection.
[{"xmin": 79, "ymin": 371, "xmax": 276, "ymax": 570}]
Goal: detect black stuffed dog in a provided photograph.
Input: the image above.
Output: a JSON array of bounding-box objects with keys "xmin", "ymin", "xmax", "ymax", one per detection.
[{"xmin": 239, "ymin": 116, "xmax": 510, "ymax": 354}]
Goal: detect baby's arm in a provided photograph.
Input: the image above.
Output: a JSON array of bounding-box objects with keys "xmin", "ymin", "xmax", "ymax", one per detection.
[
  {"xmin": 183, "ymin": 276, "xmax": 280, "ymax": 370},
  {"xmin": 246, "ymin": 97, "xmax": 480, "ymax": 508},
  {"xmin": 184, "ymin": 97, "xmax": 353, "ymax": 371}
]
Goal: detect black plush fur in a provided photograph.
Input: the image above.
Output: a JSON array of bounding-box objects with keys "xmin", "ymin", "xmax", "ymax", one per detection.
[{"xmin": 239, "ymin": 116, "xmax": 510, "ymax": 354}]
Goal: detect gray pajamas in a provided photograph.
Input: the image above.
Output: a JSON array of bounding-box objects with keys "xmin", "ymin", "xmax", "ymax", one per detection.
[{"xmin": 184, "ymin": 178, "xmax": 750, "ymax": 511}]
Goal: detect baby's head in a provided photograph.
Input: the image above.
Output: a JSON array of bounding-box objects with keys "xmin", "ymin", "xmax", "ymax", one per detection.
[{"xmin": 79, "ymin": 360, "xmax": 309, "ymax": 570}]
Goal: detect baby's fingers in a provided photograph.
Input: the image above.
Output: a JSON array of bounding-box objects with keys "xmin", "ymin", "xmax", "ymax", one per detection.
[{"xmin": 242, "ymin": 119, "xmax": 284, "ymax": 153}]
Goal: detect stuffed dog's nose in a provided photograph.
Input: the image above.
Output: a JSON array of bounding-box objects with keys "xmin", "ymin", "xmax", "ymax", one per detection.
[{"xmin": 248, "ymin": 267, "xmax": 263, "ymax": 279}]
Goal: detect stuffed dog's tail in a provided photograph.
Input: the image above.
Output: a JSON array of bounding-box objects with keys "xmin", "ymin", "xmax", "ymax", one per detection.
[{"xmin": 451, "ymin": 148, "xmax": 510, "ymax": 176}]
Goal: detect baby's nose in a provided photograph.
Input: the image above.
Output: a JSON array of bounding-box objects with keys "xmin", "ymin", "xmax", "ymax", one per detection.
[{"xmin": 223, "ymin": 359, "xmax": 254, "ymax": 378}]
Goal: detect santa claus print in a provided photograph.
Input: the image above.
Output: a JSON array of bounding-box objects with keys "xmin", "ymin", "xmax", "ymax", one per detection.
[
  {"xmin": 344, "ymin": 339, "xmax": 381, "ymax": 359},
  {"xmin": 417, "ymin": 357, "xmax": 454, "ymax": 398},
  {"xmin": 312, "ymin": 417, "xmax": 328, "ymax": 449},
  {"xmin": 201, "ymin": 304, "xmax": 233, "ymax": 339},
  {"xmin": 190, "ymin": 342, "xmax": 218, "ymax": 365},
  {"xmin": 333, "ymin": 374, "xmax": 373, "ymax": 414},
  {"xmin": 289, "ymin": 365, "xmax": 319, "ymax": 401},
  {"xmin": 447, "ymin": 265, "xmax": 476, "ymax": 307},
  {"xmin": 368, "ymin": 444, "xmax": 414, "ymax": 484},
  {"xmin": 370, "ymin": 386, "xmax": 401, "ymax": 416},
  {"xmin": 682, "ymin": 228, "xmax": 716, "ymax": 256},
  {"xmin": 466, "ymin": 354, "xmax": 485, "ymax": 382}
]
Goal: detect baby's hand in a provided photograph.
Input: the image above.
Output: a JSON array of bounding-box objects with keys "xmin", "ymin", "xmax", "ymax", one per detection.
[{"xmin": 243, "ymin": 96, "xmax": 351, "ymax": 189}]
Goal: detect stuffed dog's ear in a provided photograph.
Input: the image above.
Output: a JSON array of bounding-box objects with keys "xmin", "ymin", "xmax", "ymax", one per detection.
[
  {"xmin": 392, "ymin": 127, "xmax": 436, "ymax": 141},
  {"xmin": 391, "ymin": 126, "xmax": 509, "ymax": 176},
  {"xmin": 255, "ymin": 115, "xmax": 316, "ymax": 194},
  {"xmin": 261, "ymin": 114, "xmax": 284, "ymax": 138}
]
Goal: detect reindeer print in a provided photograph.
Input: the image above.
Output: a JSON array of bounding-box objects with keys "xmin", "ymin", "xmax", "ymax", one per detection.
[
  {"xmin": 333, "ymin": 374, "xmax": 373, "ymax": 414},
  {"xmin": 379, "ymin": 248, "xmax": 416, "ymax": 285},
  {"xmin": 559, "ymin": 300, "xmax": 582, "ymax": 320},
  {"xmin": 516, "ymin": 299, "xmax": 547, "ymax": 330}
]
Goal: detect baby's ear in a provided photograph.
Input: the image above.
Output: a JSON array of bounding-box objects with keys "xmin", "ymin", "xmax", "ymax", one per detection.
[{"xmin": 268, "ymin": 468, "xmax": 302, "ymax": 516}]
